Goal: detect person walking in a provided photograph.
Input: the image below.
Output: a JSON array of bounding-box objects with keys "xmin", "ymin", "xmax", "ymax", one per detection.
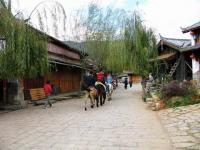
[
  {"xmin": 124, "ymin": 77, "xmax": 128, "ymax": 89},
  {"xmin": 129, "ymin": 78, "xmax": 133, "ymax": 88},
  {"xmin": 43, "ymin": 80, "xmax": 53, "ymax": 108}
]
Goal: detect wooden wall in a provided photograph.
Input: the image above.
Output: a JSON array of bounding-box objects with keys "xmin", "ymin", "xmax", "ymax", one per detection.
[
  {"xmin": 24, "ymin": 66, "xmax": 82, "ymax": 93},
  {"xmin": 45, "ymin": 66, "xmax": 81, "ymax": 93},
  {"xmin": 48, "ymin": 43, "xmax": 80, "ymax": 60}
]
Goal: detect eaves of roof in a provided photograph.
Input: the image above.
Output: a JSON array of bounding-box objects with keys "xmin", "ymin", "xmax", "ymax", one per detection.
[
  {"xmin": 181, "ymin": 21, "xmax": 200, "ymax": 33},
  {"xmin": 181, "ymin": 44, "xmax": 200, "ymax": 52},
  {"xmin": 157, "ymin": 40, "xmax": 181, "ymax": 52},
  {"xmin": 158, "ymin": 36, "xmax": 191, "ymax": 52},
  {"xmin": 149, "ymin": 52, "xmax": 177, "ymax": 62}
]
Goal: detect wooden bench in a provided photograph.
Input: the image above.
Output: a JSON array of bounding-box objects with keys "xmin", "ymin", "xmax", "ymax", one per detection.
[{"xmin": 29, "ymin": 88, "xmax": 47, "ymax": 105}]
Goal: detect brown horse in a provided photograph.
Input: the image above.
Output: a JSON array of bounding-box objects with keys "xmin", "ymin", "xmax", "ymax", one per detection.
[
  {"xmin": 84, "ymin": 86, "xmax": 98, "ymax": 111},
  {"xmin": 95, "ymin": 82, "xmax": 106, "ymax": 106}
]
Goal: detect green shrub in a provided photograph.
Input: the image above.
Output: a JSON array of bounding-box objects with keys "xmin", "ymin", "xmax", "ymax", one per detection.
[
  {"xmin": 163, "ymin": 74, "xmax": 173, "ymax": 84},
  {"xmin": 181, "ymin": 81, "xmax": 197, "ymax": 96},
  {"xmin": 166, "ymin": 96, "xmax": 190, "ymax": 108},
  {"xmin": 161, "ymin": 80, "xmax": 200, "ymax": 108}
]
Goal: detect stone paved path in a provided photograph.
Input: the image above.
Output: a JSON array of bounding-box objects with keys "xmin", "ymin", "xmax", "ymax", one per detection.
[
  {"xmin": 159, "ymin": 104, "xmax": 200, "ymax": 150},
  {"xmin": 0, "ymin": 83, "xmax": 173, "ymax": 150}
]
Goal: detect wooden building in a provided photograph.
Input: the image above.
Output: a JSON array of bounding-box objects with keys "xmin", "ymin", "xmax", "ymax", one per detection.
[
  {"xmin": 23, "ymin": 36, "xmax": 85, "ymax": 93},
  {"xmin": 0, "ymin": 33, "xmax": 87, "ymax": 108},
  {"xmin": 153, "ymin": 21, "xmax": 200, "ymax": 82},
  {"xmin": 152, "ymin": 35, "xmax": 191, "ymax": 81},
  {"xmin": 181, "ymin": 21, "xmax": 200, "ymax": 84}
]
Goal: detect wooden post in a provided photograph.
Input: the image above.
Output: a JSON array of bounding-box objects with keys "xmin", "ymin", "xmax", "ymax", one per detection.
[{"xmin": 179, "ymin": 54, "xmax": 185, "ymax": 81}]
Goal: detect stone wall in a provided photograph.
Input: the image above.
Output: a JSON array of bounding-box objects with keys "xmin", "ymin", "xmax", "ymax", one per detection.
[{"xmin": 193, "ymin": 71, "xmax": 200, "ymax": 87}]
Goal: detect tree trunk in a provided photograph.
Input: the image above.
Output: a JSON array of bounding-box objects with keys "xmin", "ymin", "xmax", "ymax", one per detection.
[{"xmin": 13, "ymin": 78, "xmax": 27, "ymax": 108}]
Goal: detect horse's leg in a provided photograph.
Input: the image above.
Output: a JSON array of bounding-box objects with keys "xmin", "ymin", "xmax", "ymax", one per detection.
[
  {"xmin": 100, "ymin": 92, "xmax": 103, "ymax": 106},
  {"xmin": 96, "ymin": 94, "xmax": 99, "ymax": 107},
  {"xmin": 85, "ymin": 97, "xmax": 87, "ymax": 111},
  {"xmin": 90, "ymin": 94, "xmax": 95, "ymax": 108},
  {"xmin": 110, "ymin": 93, "xmax": 112, "ymax": 100},
  {"xmin": 84, "ymin": 91, "xmax": 88, "ymax": 111},
  {"xmin": 109, "ymin": 90, "xmax": 113, "ymax": 100},
  {"xmin": 103, "ymin": 90, "xmax": 106, "ymax": 104},
  {"xmin": 108, "ymin": 93, "xmax": 111, "ymax": 101}
]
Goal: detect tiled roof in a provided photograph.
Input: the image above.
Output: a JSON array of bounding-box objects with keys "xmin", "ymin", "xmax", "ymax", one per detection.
[
  {"xmin": 181, "ymin": 21, "xmax": 200, "ymax": 33},
  {"xmin": 159, "ymin": 35, "xmax": 191, "ymax": 51},
  {"xmin": 163, "ymin": 37, "xmax": 191, "ymax": 48},
  {"xmin": 181, "ymin": 43, "xmax": 200, "ymax": 52}
]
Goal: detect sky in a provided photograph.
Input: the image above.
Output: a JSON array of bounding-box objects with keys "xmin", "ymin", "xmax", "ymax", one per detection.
[{"xmin": 11, "ymin": 0, "xmax": 200, "ymax": 40}]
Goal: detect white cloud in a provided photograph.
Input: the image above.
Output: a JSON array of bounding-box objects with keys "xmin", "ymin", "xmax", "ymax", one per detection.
[{"xmin": 141, "ymin": 0, "xmax": 200, "ymax": 39}]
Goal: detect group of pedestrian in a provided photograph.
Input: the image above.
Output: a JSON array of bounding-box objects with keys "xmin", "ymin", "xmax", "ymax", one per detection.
[{"xmin": 123, "ymin": 77, "xmax": 133, "ymax": 89}]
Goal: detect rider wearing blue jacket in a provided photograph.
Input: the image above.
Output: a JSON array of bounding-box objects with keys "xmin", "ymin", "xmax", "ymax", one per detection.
[
  {"xmin": 105, "ymin": 73, "xmax": 113, "ymax": 93},
  {"xmin": 106, "ymin": 73, "xmax": 113, "ymax": 84}
]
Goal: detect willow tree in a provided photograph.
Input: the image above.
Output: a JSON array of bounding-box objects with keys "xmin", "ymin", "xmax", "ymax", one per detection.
[
  {"xmin": 0, "ymin": 0, "xmax": 49, "ymax": 78},
  {"xmin": 124, "ymin": 12, "xmax": 157, "ymax": 76},
  {"xmin": 84, "ymin": 4, "xmax": 128, "ymax": 73},
  {"xmin": 0, "ymin": 0, "xmax": 48, "ymax": 105},
  {"xmin": 83, "ymin": 3, "xmax": 157, "ymax": 74}
]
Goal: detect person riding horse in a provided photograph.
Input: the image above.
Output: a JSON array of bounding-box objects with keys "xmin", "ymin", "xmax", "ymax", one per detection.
[
  {"xmin": 81, "ymin": 71, "xmax": 97, "ymax": 110},
  {"xmin": 105, "ymin": 73, "xmax": 112, "ymax": 92},
  {"xmin": 82, "ymin": 71, "xmax": 96, "ymax": 92},
  {"xmin": 105, "ymin": 73, "xmax": 114, "ymax": 100},
  {"xmin": 95, "ymin": 69, "xmax": 107, "ymax": 105}
]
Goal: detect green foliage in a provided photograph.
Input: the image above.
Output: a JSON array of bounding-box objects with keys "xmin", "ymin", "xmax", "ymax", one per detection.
[
  {"xmin": 162, "ymin": 74, "xmax": 173, "ymax": 84},
  {"xmin": 0, "ymin": 0, "xmax": 48, "ymax": 79},
  {"xmin": 84, "ymin": 4, "xmax": 157, "ymax": 74},
  {"xmin": 124, "ymin": 12, "xmax": 157, "ymax": 75},
  {"xmin": 161, "ymin": 80, "xmax": 200, "ymax": 108},
  {"xmin": 181, "ymin": 81, "xmax": 198, "ymax": 96},
  {"xmin": 166, "ymin": 96, "xmax": 200, "ymax": 108},
  {"xmin": 166, "ymin": 96, "xmax": 191, "ymax": 108}
]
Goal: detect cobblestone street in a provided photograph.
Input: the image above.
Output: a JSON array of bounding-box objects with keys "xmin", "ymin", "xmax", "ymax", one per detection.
[
  {"xmin": 0, "ymin": 83, "xmax": 173, "ymax": 150},
  {"xmin": 159, "ymin": 104, "xmax": 200, "ymax": 150}
]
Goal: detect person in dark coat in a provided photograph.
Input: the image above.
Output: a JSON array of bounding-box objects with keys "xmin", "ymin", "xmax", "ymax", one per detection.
[
  {"xmin": 124, "ymin": 77, "xmax": 128, "ymax": 89},
  {"xmin": 129, "ymin": 79, "xmax": 133, "ymax": 88},
  {"xmin": 82, "ymin": 71, "xmax": 96, "ymax": 90}
]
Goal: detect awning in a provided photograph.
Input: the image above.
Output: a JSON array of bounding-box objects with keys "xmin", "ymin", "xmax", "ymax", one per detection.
[
  {"xmin": 48, "ymin": 55, "xmax": 84, "ymax": 69},
  {"xmin": 149, "ymin": 53, "xmax": 176, "ymax": 62},
  {"xmin": 49, "ymin": 60, "xmax": 84, "ymax": 69}
]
